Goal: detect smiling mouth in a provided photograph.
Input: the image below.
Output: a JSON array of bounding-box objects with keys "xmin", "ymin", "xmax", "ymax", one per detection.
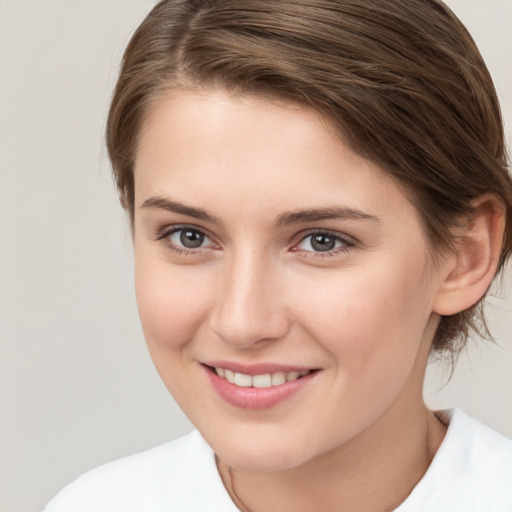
[
  {"xmin": 207, "ymin": 366, "xmax": 313, "ymax": 388},
  {"xmin": 203, "ymin": 364, "xmax": 319, "ymax": 409}
]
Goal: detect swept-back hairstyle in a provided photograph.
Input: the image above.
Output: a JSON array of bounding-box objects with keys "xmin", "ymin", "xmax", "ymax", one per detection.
[{"xmin": 107, "ymin": 0, "xmax": 512, "ymax": 359}]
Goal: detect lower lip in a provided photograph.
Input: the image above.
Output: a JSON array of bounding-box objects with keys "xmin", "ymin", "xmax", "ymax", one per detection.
[{"xmin": 204, "ymin": 366, "xmax": 317, "ymax": 410}]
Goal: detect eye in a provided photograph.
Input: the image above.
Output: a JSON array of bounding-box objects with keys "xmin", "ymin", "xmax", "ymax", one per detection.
[
  {"xmin": 158, "ymin": 226, "xmax": 217, "ymax": 253},
  {"xmin": 295, "ymin": 231, "xmax": 352, "ymax": 253},
  {"xmin": 170, "ymin": 228, "xmax": 208, "ymax": 249}
]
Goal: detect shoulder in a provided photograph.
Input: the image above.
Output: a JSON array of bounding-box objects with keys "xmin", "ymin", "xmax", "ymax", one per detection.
[
  {"xmin": 397, "ymin": 409, "xmax": 512, "ymax": 512},
  {"xmin": 440, "ymin": 409, "xmax": 512, "ymax": 480},
  {"xmin": 43, "ymin": 430, "xmax": 238, "ymax": 512}
]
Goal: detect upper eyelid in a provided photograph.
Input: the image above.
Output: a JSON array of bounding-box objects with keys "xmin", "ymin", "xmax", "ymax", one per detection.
[
  {"xmin": 295, "ymin": 228, "xmax": 357, "ymax": 245},
  {"xmin": 157, "ymin": 224, "xmax": 211, "ymax": 240}
]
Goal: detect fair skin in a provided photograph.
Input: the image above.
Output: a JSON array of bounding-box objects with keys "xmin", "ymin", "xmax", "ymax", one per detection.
[{"xmin": 132, "ymin": 88, "xmax": 502, "ymax": 511}]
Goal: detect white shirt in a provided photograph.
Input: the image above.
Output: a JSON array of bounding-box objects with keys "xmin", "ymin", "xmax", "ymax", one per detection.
[{"xmin": 44, "ymin": 409, "xmax": 512, "ymax": 511}]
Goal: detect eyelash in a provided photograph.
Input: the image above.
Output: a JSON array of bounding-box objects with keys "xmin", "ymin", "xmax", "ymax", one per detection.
[
  {"xmin": 293, "ymin": 230, "xmax": 356, "ymax": 258},
  {"xmin": 156, "ymin": 225, "xmax": 216, "ymax": 255},
  {"xmin": 156, "ymin": 226, "xmax": 356, "ymax": 257}
]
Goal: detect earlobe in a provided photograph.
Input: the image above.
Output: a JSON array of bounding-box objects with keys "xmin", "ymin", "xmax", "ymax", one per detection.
[{"xmin": 433, "ymin": 195, "xmax": 505, "ymax": 316}]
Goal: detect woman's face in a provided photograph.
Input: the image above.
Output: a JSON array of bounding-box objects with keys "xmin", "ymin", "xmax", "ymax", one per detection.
[{"xmin": 133, "ymin": 88, "xmax": 447, "ymax": 472}]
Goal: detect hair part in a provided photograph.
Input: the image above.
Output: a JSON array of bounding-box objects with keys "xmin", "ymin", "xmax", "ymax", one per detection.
[{"xmin": 106, "ymin": 0, "xmax": 512, "ymax": 360}]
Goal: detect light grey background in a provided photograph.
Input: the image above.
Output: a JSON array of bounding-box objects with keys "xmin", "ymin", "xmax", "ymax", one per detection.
[{"xmin": 0, "ymin": 1, "xmax": 510, "ymax": 511}]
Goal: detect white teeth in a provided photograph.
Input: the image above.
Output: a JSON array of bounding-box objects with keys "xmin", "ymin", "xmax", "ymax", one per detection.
[
  {"xmin": 234, "ymin": 372, "xmax": 252, "ymax": 387},
  {"xmin": 271, "ymin": 371, "xmax": 286, "ymax": 386},
  {"xmin": 252, "ymin": 374, "xmax": 272, "ymax": 388},
  {"xmin": 286, "ymin": 371, "xmax": 300, "ymax": 382},
  {"xmin": 215, "ymin": 367, "xmax": 310, "ymax": 388}
]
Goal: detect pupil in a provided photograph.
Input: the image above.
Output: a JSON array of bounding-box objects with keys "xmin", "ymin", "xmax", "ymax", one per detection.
[
  {"xmin": 311, "ymin": 234, "xmax": 335, "ymax": 252},
  {"xmin": 180, "ymin": 230, "xmax": 204, "ymax": 248}
]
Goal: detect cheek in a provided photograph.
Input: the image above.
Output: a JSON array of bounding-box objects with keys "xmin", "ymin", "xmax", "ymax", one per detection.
[
  {"xmin": 292, "ymin": 261, "xmax": 433, "ymax": 375},
  {"xmin": 134, "ymin": 254, "xmax": 213, "ymax": 355}
]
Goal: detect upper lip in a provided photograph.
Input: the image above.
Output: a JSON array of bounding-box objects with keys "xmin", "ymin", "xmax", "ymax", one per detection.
[{"xmin": 201, "ymin": 360, "xmax": 316, "ymax": 375}]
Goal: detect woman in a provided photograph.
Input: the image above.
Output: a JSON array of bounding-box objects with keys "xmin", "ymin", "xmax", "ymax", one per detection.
[{"xmin": 45, "ymin": 0, "xmax": 512, "ymax": 510}]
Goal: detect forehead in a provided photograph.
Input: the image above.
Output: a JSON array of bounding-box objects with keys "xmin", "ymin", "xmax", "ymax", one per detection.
[
  {"xmin": 136, "ymin": 88, "xmax": 340, "ymax": 178},
  {"xmin": 134, "ymin": 88, "xmax": 420, "ymax": 228}
]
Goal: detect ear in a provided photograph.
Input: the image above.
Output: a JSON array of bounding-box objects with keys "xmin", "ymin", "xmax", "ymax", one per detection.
[{"xmin": 433, "ymin": 194, "xmax": 505, "ymax": 316}]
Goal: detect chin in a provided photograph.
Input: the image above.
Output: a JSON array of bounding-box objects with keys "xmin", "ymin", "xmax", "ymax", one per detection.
[{"xmin": 205, "ymin": 427, "xmax": 321, "ymax": 473}]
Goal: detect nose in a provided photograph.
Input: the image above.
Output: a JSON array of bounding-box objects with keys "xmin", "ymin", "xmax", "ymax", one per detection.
[{"xmin": 208, "ymin": 249, "xmax": 291, "ymax": 349}]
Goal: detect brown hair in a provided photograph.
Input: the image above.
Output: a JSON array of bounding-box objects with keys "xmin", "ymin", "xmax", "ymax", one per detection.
[{"xmin": 106, "ymin": 0, "xmax": 512, "ymax": 359}]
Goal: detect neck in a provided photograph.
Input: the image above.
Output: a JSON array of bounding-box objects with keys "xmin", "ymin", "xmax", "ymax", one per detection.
[{"xmin": 219, "ymin": 402, "xmax": 446, "ymax": 512}]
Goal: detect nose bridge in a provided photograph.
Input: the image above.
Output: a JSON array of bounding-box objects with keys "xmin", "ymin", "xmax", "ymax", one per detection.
[{"xmin": 210, "ymin": 246, "xmax": 289, "ymax": 348}]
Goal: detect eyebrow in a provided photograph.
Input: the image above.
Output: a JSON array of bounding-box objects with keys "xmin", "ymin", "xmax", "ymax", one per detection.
[
  {"xmin": 140, "ymin": 196, "xmax": 380, "ymax": 226},
  {"xmin": 275, "ymin": 207, "xmax": 381, "ymax": 226},
  {"xmin": 140, "ymin": 197, "xmax": 222, "ymax": 224}
]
